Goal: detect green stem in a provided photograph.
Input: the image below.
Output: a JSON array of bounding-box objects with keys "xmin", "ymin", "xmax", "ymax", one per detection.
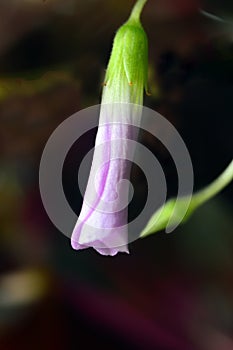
[
  {"xmin": 193, "ymin": 159, "xmax": 233, "ymax": 207},
  {"xmin": 129, "ymin": 0, "xmax": 148, "ymax": 22}
]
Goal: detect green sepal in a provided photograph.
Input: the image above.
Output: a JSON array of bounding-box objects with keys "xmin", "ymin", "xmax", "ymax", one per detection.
[{"xmin": 105, "ymin": 18, "xmax": 148, "ymax": 94}]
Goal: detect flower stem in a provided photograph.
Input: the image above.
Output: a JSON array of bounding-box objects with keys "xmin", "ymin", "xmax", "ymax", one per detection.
[
  {"xmin": 140, "ymin": 160, "xmax": 233, "ymax": 238},
  {"xmin": 129, "ymin": 0, "xmax": 148, "ymax": 22},
  {"xmin": 193, "ymin": 160, "xmax": 233, "ymax": 207}
]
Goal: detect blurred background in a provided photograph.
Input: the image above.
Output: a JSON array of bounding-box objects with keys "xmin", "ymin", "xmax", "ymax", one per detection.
[{"xmin": 0, "ymin": 0, "xmax": 233, "ymax": 349}]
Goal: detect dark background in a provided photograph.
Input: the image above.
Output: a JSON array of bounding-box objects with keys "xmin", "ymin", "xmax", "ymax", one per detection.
[{"xmin": 0, "ymin": 0, "xmax": 233, "ymax": 349}]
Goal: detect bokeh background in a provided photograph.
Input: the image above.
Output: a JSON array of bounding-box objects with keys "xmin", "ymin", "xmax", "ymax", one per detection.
[{"xmin": 0, "ymin": 0, "xmax": 233, "ymax": 349}]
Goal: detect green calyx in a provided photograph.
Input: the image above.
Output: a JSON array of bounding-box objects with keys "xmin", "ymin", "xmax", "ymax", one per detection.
[{"xmin": 103, "ymin": 0, "xmax": 148, "ymax": 102}]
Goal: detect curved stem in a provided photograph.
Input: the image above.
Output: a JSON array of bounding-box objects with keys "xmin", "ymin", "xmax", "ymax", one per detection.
[
  {"xmin": 193, "ymin": 160, "xmax": 233, "ymax": 207},
  {"xmin": 129, "ymin": 0, "xmax": 148, "ymax": 22}
]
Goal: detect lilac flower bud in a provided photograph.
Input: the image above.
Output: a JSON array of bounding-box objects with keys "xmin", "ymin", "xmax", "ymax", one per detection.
[{"xmin": 71, "ymin": 0, "xmax": 148, "ymax": 255}]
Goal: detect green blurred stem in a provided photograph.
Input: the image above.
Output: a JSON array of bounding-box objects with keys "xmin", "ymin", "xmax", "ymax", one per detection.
[
  {"xmin": 129, "ymin": 0, "xmax": 148, "ymax": 22},
  {"xmin": 140, "ymin": 160, "xmax": 233, "ymax": 238},
  {"xmin": 193, "ymin": 160, "xmax": 233, "ymax": 207}
]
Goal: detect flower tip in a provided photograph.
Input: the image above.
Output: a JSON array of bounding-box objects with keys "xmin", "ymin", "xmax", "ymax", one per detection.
[
  {"xmin": 71, "ymin": 232, "xmax": 130, "ymax": 256},
  {"xmin": 71, "ymin": 237, "xmax": 83, "ymax": 251},
  {"xmin": 94, "ymin": 246, "xmax": 129, "ymax": 256}
]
